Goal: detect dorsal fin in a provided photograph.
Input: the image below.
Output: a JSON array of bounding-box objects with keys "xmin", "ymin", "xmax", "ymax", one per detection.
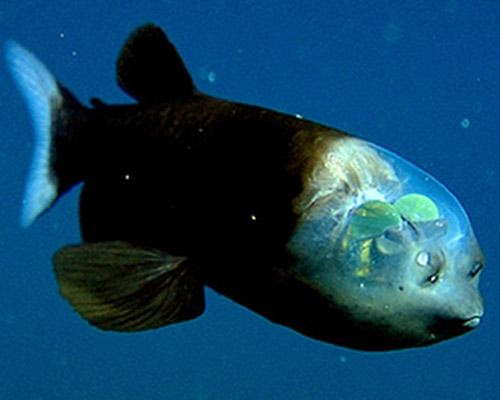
[{"xmin": 116, "ymin": 24, "xmax": 195, "ymax": 104}]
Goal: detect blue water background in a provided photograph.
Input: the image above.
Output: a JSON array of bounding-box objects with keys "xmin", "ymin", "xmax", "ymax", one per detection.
[{"xmin": 0, "ymin": 1, "xmax": 498, "ymax": 399}]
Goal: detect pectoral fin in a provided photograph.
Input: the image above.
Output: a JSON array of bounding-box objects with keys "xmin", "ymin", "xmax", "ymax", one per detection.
[{"xmin": 53, "ymin": 241, "xmax": 204, "ymax": 332}]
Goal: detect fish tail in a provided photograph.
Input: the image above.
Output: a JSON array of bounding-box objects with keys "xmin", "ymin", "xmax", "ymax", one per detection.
[{"xmin": 6, "ymin": 41, "xmax": 86, "ymax": 227}]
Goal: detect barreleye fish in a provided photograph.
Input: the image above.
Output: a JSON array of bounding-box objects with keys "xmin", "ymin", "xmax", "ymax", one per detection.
[{"xmin": 6, "ymin": 24, "xmax": 484, "ymax": 351}]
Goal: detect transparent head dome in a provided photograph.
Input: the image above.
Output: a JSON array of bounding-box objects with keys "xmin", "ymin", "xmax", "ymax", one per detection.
[
  {"xmin": 333, "ymin": 139, "xmax": 476, "ymax": 284},
  {"xmin": 289, "ymin": 136, "xmax": 478, "ymax": 288},
  {"xmin": 287, "ymin": 135, "xmax": 483, "ymax": 350}
]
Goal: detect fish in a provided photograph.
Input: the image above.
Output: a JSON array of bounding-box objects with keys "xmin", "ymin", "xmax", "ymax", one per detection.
[{"xmin": 6, "ymin": 24, "xmax": 484, "ymax": 351}]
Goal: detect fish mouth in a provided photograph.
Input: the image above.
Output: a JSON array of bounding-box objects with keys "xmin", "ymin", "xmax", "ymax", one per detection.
[
  {"xmin": 462, "ymin": 315, "xmax": 481, "ymax": 329},
  {"xmin": 430, "ymin": 314, "xmax": 482, "ymax": 340}
]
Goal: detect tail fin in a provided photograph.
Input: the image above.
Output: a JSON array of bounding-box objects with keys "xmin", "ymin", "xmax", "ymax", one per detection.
[{"xmin": 6, "ymin": 41, "xmax": 84, "ymax": 226}]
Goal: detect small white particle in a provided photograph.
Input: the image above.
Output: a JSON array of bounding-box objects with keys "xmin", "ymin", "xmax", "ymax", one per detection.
[
  {"xmin": 124, "ymin": 174, "xmax": 130, "ymax": 181},
  {"xmin": 250, "ymin": 214, "xmax": 257, "ymax": 221},
  {"xmin": 460, "ymin": 118, "xmax": 470, "ymax": 129},
  {"xmin": 339, "ymin": 356, "xmax": 347, "ymax": 363},
  {"xmin": 59, "ymin": 32, "xmax": 65, "ymax": 39},
  {"xmin": 71, "ymin": 50, "xmax": 77, "ymax": 57},
  {"xmin": 359, "ymin": 282, "xmax": 365, "ymax": 288},
  {"xmin": 198, "ymin": 127, "xmax": 204, "ymax": 133},
  {"xmin": 198, "ymin": 66, "xmax": 217, "ymax": 83},
  {"xmin": 295, "ymin": 114, "xmax": 303, "ymax": 119},
  {"xmin": 207, "ymin": 71, "xmax": 216, "ymax": 83}
]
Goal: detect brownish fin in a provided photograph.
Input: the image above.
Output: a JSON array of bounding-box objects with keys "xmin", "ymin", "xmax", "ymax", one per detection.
[
  {"xmin": 116, "ymin": 23, "xmax": 195, "ymax": 104},
  {"xmin": 53, "ymin": 241, "xmax": 204, "ymax": 332}
]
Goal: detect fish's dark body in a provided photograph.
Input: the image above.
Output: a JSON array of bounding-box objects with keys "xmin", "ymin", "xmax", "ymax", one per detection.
[
  {"xmin": 6, "ymin": 24, "xmax": 484, "ymax": 351},
  {"xmin": 77, "ymin": 94, "xmax": 352, "ymax": 345}
]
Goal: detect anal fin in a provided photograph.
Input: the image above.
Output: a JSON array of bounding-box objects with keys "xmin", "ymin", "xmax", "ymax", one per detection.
[{"xmin": 53, "ymin": 241, "xmax": 204, "ymax": 332}]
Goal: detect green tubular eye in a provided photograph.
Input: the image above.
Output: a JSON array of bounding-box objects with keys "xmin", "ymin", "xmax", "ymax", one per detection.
[
  {"xmin": 393, "ymin": 193, "xmax": 439, "ymax": 222},
  {"xmin": 349, "ymin": 200, "xmax": 402, "ymax": 240}
]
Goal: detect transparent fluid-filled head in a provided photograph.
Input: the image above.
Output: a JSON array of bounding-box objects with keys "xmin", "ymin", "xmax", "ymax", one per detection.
[
  {"xmin": 330, "ymin": 139, "xmax": 475, "ymax": 285},
  {"xmin": 288, "ymin": 135, "xmax": 483, "ymax": 349}
]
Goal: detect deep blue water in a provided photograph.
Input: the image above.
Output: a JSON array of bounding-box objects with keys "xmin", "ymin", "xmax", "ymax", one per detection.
[{"xmin": 0, "ymin": 1, "xmax": 498, "ymax": 399}]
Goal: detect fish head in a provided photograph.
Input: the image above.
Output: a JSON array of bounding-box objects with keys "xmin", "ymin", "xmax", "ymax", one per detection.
[{"xmin": 287, "ymin": 135, "xmax": 484, "ymax": 350}]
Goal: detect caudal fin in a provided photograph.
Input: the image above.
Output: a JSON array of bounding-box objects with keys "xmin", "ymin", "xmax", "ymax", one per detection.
[{"xmin": 6, "ymin": 41, "xmax": 84, "ymax": 226}]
